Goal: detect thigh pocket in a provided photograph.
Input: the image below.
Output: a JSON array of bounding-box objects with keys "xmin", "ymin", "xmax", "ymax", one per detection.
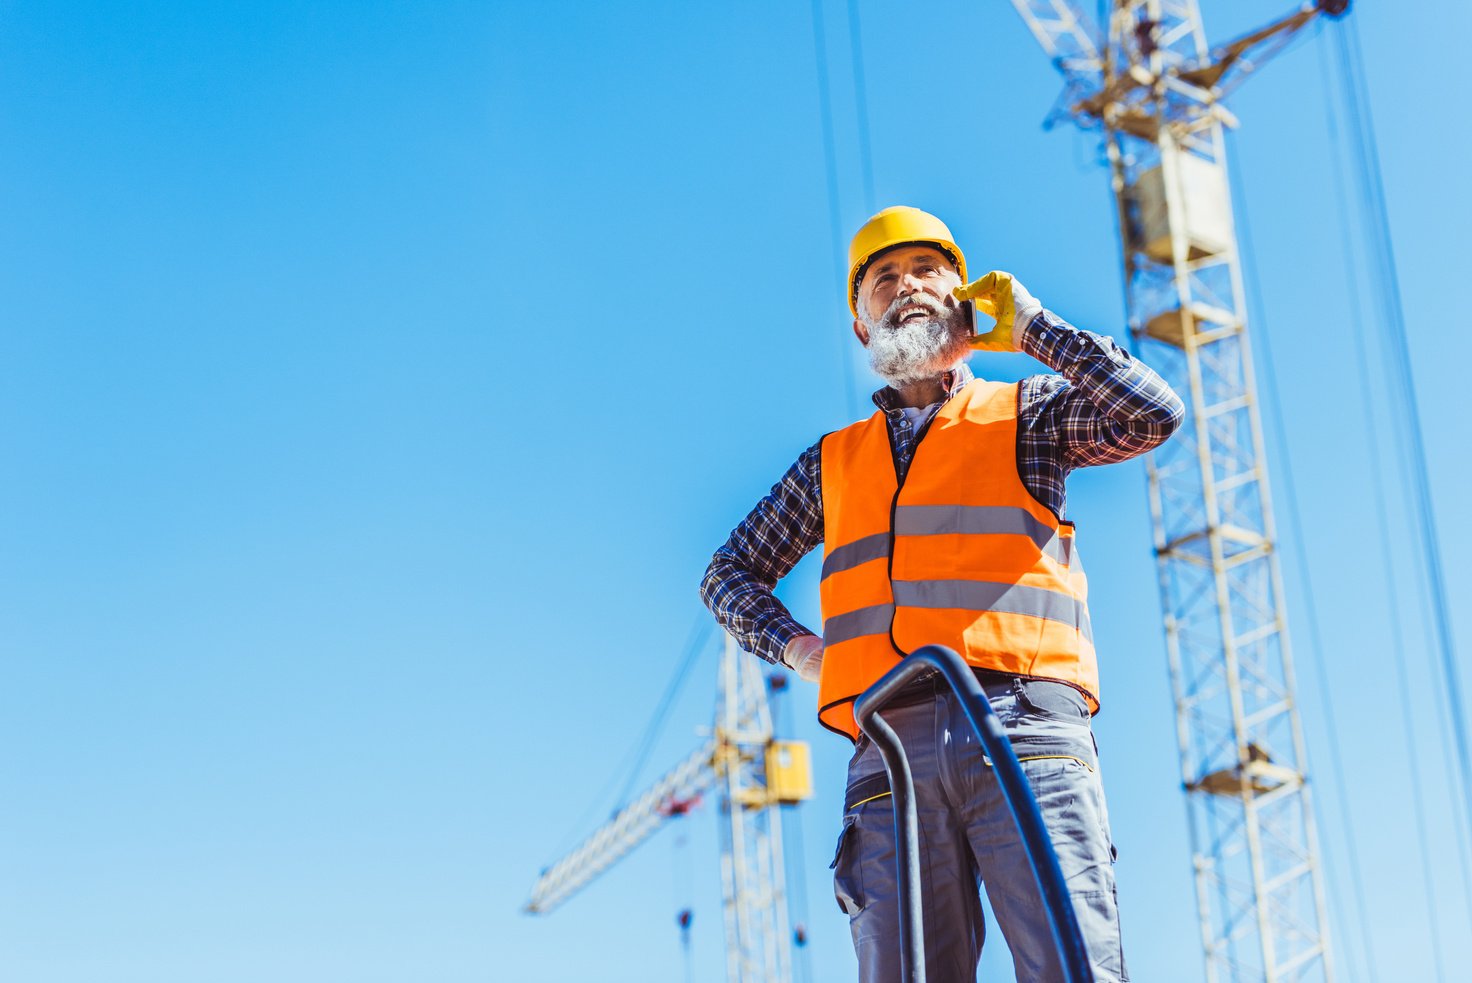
[
  {"xmin": 1021, "ymin": 756, "xmax": 1116, "ymax": 887},
  {"xmin": 831, "ymin": 815, "xmax": 866, "ymax": 916}
]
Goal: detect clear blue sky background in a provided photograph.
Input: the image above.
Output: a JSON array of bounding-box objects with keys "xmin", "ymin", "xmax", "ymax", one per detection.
[{"xmin": 2, "ymin": 2, "xmax": 1468, "ymax": 981}]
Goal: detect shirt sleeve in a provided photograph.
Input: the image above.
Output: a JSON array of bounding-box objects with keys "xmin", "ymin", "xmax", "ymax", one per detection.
[
  {"xmin": 699, "ymin": 441, "xmax": 825, "ymax": 666},
  {"xmin": 1018, "ymin": 309, "xmax": 1185, "ymax": 470}
]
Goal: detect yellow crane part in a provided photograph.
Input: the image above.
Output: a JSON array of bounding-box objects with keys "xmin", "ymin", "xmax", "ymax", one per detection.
[{"xmin": 766, "ymin": 741, "xmax": 813, "ymax": 805}]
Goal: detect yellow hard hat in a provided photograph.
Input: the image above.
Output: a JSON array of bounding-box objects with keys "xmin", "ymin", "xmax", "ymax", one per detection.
[{"xmin": 847, "ymin": 206, "xmax": 966, "ymax": 317}]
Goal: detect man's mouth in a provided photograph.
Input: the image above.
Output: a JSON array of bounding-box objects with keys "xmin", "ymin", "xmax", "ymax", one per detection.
[{"xmin": 895, "ymin": 304, "xmax": 933, "ymax": 325}]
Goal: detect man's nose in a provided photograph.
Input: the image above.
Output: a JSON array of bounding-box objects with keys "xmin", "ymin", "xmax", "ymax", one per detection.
[{"xmin": 897, "ymin": 272, "xmax": 925, "ymax": 295}]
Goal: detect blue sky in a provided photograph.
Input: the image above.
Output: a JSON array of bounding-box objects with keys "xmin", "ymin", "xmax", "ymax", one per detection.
[{"xmin": 2, "ymin": 2, "xmax": 1468, "ymax": 981}]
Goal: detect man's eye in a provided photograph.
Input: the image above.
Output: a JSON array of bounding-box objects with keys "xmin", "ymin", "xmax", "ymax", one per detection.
[
  {"xmin": 877, "ymin": 274, "xmax": 896, "ymax": 285},
  {"xmin": 920, "ymin": 266, "xmax": 938, "ymax": 275}
]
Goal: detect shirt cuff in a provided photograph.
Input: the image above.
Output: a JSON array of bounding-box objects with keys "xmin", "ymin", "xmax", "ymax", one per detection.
[
  {"xmin": 769, "ymin": 617, "xmax": 816, "ymax": 667},
  {"xmin": 1017, "ymin": 308, "xmax": 1060, "ymax": 361}
]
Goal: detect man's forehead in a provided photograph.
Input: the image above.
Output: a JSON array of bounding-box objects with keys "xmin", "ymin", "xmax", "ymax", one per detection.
[{"xmin": 867, "ymin": 245, "xmax": 955, "ymax": 275}]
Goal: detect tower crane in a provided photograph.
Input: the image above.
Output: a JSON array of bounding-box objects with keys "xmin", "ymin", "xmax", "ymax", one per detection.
[
  {"xmin": 1009, "ymin": 2, "xmax": 1349, "ymax": 980},
  {"xmin": 524, "ymin": 634, "xmax": 813, "ymax": 983}
]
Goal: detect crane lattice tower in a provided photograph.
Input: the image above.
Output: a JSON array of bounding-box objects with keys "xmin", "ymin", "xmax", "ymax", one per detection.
[{"xmin": 1011, "ymin": 2, "xmax": 1342, "ymax": 979}]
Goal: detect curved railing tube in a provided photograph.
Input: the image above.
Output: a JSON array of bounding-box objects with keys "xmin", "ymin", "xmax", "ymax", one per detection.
[{"xmin": 853, "ymin": 644, "xmax": 1094, "ymax": 983}]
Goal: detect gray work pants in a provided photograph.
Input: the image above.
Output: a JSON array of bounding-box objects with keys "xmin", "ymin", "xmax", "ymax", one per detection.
[{"xmin": 831, "ymin": 672, "xmax": 1127, "ymax": 982}]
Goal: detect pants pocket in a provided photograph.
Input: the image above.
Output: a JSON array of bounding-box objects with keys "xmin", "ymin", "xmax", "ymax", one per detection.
[
  {"xmin": 1015, "ymin": 678, "xmax": 1089, "ymax": 722},
  {"xmin": 831, "ymin": 815, "xmax": 866, "ymax": 916}
]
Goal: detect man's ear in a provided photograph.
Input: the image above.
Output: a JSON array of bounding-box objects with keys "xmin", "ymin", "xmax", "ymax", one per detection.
[{"xmin": 852, "ymin": 318, "xmax": 870, "ymax": 347}]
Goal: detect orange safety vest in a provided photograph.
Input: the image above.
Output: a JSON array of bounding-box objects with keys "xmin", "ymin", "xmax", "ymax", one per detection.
[{"xmin": 817, "ymin": 378, "xmax": 1098, "ymax": 741}]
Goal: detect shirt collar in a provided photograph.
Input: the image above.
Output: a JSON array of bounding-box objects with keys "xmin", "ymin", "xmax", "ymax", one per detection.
[{"xmin": 871, "ymin": 362, "xmax": 975, "ymax": 413}]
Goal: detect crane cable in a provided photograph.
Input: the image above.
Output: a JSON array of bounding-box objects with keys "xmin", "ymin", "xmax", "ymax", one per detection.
[
  {"xmin": 547, "ymin": 613, "xmax": 715, "ymax": 856},
  {"xmin": 1330, "ymin": 12, "xmax": 1472, "ymax": 913},
  {"xmin": 810, "ymin": 0, "xmax": 882, "ymax": 421},
  {"xmin": 1317, "ymin": 70, "xmax": 1450, "ymax": 970},
  {"xmin": 1227, "ymin": 137, "xmax": 1376, "ymax": 983},
  {"xmin": 1313, "ymin": 13, "xmax": 1472, "ymax": 970},
  {"xmin": 612, "ymin": 615, "xmax": 717, "ymax": 811},
  {"xmin": 809, "ymin": 0, "xmax": 862, "ymax": 420},
  {"xmin": 845, "ymin": 0, "xmax": 876, "ymax": 214},
  {"xmin": 1344, "ymin": 202, "xmax": 1450, "ymax": 982}
]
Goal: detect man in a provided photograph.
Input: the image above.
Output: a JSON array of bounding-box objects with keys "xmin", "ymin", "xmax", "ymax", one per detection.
[{"xmin": 700, "ymin": 206, "xmax": 1182, "ymax": 982}]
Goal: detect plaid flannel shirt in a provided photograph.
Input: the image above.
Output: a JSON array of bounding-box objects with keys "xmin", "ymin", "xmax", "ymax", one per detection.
[{"xmin": 699, "ymin": 309, "xmax": 1185, "ymax": 668}]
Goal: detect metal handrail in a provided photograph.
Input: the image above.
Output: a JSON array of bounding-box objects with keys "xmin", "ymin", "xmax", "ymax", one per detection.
[{"xmin": 853, "ymin": 645, "xmax": 1095, "ymax": 983}]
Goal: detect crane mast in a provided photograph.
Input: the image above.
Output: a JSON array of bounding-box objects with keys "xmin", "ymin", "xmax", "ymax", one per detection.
[
  {"xmin": 1010, "ymin": 2, "xmax": 1344, "ymax": 980},
  {"xmin": 715, "ymin": 633, "xmax": 795, "ymax": 983}
]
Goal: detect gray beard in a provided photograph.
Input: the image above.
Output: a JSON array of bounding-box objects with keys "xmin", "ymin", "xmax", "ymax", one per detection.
[{"xmin": 862, "ymin": 304, "xmax": 970, "ymax": 390}]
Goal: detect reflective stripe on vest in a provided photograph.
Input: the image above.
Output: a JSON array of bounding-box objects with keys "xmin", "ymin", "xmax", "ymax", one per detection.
[
  {"xmin": 821, "ymin": 505, "xmax": 1068, "ymax": 577},
  {"xmin": 816, "ymin": 378, "xmax": 1099, "ymax": 741},
  {"xmin": 892, "ymin": 580, "xmax": 1092, "ymax": 640}
]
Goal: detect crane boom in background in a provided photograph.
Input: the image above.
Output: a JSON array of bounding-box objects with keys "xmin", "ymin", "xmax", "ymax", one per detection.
[{"xmin": 523, "ymin": 737, "xmax": 719, "ymax": 916}]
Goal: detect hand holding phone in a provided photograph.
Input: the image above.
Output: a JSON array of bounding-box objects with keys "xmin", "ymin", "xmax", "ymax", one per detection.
[{"xmin": 953, "ymin": 271, "xmax": 1021, "ymax": 352}]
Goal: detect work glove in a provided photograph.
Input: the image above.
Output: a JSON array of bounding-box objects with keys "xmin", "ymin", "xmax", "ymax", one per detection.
[
  {"xmin": 782, "ymin": 634, "xmax": 824, "ymax": 684},
  {"xmin": 952, "ymin": 270, "xmax": 1043, "ymax": 352}
]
